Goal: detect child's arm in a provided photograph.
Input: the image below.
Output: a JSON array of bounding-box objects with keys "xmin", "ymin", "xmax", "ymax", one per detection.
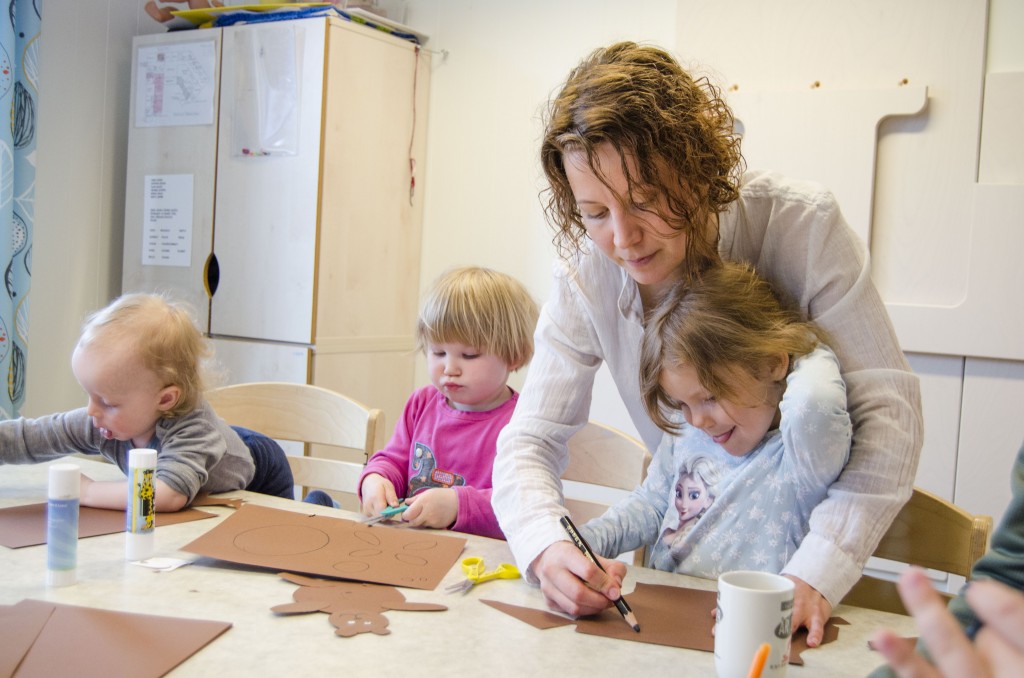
[
  {"xmin": 578, "ymin": 431, "xmax": 677, "ymax": 558},
  {"xmin": 357, "ymin": 389, "xmax": 429, "ymax": 515},
  {"xmin": 0, "ymin": 409, "xmax": 105, "ymax": 464},
  {"xmin": 439, "ymin": 486, "xmax": 505, "ymax": 539},
  {"xmin": 79, "ymin": 475, "xmax": 189, "ymax": 512},
  {"xmin": 778, "ymin": 345, "xmax": 852, "ymax": 488}
]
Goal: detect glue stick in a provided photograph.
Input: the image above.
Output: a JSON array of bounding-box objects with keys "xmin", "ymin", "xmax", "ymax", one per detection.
[
  {"xmin": 47, "ymin": 463, "xmax": 81, "ymax": 587},
  {"xmin": 126, "ymin": 448, "xmax": 158, "ymax": 561}
]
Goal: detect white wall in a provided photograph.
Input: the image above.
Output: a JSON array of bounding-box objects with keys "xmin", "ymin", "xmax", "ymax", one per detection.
[
  {"xmin": 25, "ymin": 1, "xmax": 1024, "ymax": 526},
  {"xmin": 25, "ymin": 0, "xmax": 170, "ymax": 417},
  {"xmin": 408, "ymin": 0, "xmax": 678, "ymax": 431}
]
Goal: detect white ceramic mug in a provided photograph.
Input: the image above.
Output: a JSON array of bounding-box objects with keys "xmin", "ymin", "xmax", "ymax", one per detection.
[{"xmin": 714, "ymin": 570, "xmax": 795, "ymax": 678}]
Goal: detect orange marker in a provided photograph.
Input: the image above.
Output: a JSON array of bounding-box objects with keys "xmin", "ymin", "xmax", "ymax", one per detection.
[{"xmin": 747, "ymin": 642, "xmax": 771, "ymax": 678}]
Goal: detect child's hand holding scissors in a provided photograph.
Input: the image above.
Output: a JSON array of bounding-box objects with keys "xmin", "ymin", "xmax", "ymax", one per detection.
[
  {"xmin": 359, "ymin": 473, "xmax": 400, "ymax": 517},
  {"xmin": 402, "ymin": 488, "xmax": 458, "ymax": 529}
]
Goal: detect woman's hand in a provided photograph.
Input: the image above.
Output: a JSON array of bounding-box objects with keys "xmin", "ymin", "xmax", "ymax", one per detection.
[
  {"xmin": 359, "ymin": 473, "xmax": 398, "ymax": 517},
  {"xmin": 784, "ymin": 574, "xmax": 832, "ymax": 647},
  {"xmin": 873, "ymin": 567, "xmax": 1024, "ymax": 677},
  {"xmin": 402, "ymin": 489, "xmax": 458, "ymax": 529},
  {"xmin": 531, "ymin": 540, "xmax": 627, "ymax": 617}
]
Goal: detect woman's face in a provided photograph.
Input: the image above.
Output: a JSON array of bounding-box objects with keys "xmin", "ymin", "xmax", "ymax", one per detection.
[{"xmin": 563, "ymin": 143, "xmax": 696, "ymax": 297}]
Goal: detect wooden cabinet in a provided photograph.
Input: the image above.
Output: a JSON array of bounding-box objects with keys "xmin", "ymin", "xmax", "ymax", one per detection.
[{"xmin": 122, "ymin": 16, "xmax": 430, "ymax": 432}]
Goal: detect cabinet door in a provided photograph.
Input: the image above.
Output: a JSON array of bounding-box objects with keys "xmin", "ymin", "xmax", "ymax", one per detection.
[
  {"xmin": 209, "ymin": 18, "xmax": 326, "ymax": 344},
  {"xmin": 123, "ymin": 30, "xmax": 222, "ymax": 326},
  {"xmin": 210, "ymin": 337, "xmax": 310, "ymax": 385}
]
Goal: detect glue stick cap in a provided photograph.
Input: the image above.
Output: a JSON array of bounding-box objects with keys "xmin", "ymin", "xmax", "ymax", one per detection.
[
  {"xmin": 48, "ymin": 463, "xmax": 81, "ymax": 499},
  {"xmin": 47, "ymin": 568, "xmax": 77, "ymax": 587},
  {"xmin": 128, "ymin": 448, "xmax": 157, "ymax": 469}
]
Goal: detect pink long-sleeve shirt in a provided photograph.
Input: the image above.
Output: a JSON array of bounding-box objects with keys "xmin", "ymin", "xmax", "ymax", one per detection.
[{"xmin": 360, "ymin": 385, "xmax": 517, "ymax": 539}]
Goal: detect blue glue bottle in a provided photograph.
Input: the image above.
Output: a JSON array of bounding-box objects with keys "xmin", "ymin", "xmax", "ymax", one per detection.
[
  {"xmin": 126, "ymin": 448, "xmax": 157, "ymax": 561},
  {"xmin": 47, "ymin": 463, "xmax": 81, "ymax": 587}
]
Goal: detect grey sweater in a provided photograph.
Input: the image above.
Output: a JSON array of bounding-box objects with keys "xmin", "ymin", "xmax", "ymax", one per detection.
[{"xmin": 0, "ymin": 399, "xmax": 254, "ymax": 502}]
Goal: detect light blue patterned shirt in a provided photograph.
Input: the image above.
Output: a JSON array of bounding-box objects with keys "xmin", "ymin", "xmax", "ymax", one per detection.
[{"xmin": 580, "ymin": 345, "xmax": 851, "ymax": 579}]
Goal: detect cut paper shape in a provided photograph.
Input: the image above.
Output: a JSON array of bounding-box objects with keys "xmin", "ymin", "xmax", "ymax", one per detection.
[
  {"xmin": 182, "ymin": 503, "xmax": 466, "ymax": 590},
  {"xmin": 131, "ymin": 557, "xmax": 192, "ymax": 572},
  {"xmin": 0, "ymin": 503, "xmax": 217, "ymax": 549},
  {"xmin": 867, "ymin": 635, "xmax": 917, "ymax": 653},
  {"xmin": 480, "ymin": 599, "xmax": 574, "ymax": 630},
  {"xmin": 271, "ymin": 572, "xmax": 447, "ymax": 637},
  {"xmin": 0, "ymin": 598, "xmax": 231, "ymax": 678},
  {"xmin": 483, "ymin": 583, "xmax": 847, "ymax": 665},
  {"xmin": 191, "ymin": 494, "xmax": 245, "ymax": 509},
  {"xmin": 0, "ymin": 600, "xmax": 53, "ymax": 677}
]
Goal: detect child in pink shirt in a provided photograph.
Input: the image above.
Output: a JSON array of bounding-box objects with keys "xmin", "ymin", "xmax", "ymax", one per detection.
[{"xmin": 359, "ymin": 267, "xmax": 538, "ymax": 539}]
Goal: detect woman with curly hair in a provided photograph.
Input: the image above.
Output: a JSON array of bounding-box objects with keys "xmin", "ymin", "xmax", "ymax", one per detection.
[{"xmin": 491, "ymin": 41, "xmax": 922, "ymax": 647}]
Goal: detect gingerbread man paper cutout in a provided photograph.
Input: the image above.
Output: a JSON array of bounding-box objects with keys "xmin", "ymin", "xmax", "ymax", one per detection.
[{"xmin": 271, "ymin": 572, "xmax": 446, "ymax": 637}]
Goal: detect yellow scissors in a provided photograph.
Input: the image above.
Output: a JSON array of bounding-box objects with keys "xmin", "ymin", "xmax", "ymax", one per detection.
[{"xmin": 445, "ymin": 556, "xmax": 520, "ymax": 593}]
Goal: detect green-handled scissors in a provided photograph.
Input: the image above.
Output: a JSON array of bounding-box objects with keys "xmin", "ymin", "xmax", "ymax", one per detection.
[
  {"xmin": 445, "ymin": 556, "xmax": 520, "ymax": 593},
  {"xmin": 362, "ymin": 503, "xmax": 409, "ymax": 525}
]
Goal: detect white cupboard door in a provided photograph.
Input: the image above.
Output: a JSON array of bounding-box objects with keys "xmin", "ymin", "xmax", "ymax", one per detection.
[
  {"xmin": 210, "ymin": 337, "xmax": 310, "ymax": 386},
  {"xmin": 209, "ymin": 19, "xmax": 326, "ymax": 344},
  {"xmin": 123, "ymin": 29, "xmax": 222, "ymax": 328}
]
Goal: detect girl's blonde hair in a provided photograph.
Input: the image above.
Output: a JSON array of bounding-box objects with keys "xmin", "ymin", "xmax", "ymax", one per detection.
[
  {"xmin": 77, "ymin": 293, "xmax": 210, "ymax": 418},
  {"xmin": 641, "ymin": 262, "xmax": 829, "ymax": 433},
  {"xmin": 416, "ymin": 267, "xmax": 539, "ymax": 370},
  {"xmin": 540, "ymin": 41, "xmax": 744, "ymax": 282}
]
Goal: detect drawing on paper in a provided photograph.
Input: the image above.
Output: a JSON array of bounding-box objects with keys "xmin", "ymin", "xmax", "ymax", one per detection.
[{"xmin": 183, "ymin": 503, "xmax": 467, "ymax": 590}]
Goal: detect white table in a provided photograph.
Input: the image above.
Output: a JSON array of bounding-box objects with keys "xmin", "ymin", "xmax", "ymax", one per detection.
[{"xmin": 0, "ymin": 459, "xmax": 915, "ymax": 677}]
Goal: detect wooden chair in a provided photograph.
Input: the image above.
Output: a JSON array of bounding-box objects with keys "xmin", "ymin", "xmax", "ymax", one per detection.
[
  {"xmin": 840, "ymin": 486, "xmax": 993, "ymax": 615},
  {"xmin": 562, "ymin": 421, "xmax": 652, "ymax": 565},
  {"xmin": 206, "ymin": 382, "xmax": 385, "ymax": 510}
]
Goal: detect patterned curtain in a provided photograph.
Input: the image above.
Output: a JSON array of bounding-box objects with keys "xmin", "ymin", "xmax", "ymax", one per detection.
[{"xmin": 0, "ymin": 0, "xmax": 40, "ymax": 417}]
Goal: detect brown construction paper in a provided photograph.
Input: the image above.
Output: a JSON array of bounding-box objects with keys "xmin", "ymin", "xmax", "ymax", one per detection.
[
  {"xmin": 867, "ymin": 635, "xmax": 917, "ymax": 653},
  {"xmin": 191, "ymin": 494, "xmax": 244, "ymax": 509},
  {"xmin": 481, "ymin": 599, "xmax": 575, "ymax": 630},
  {"xmin": 271, "ymin": 572, "xmax": 447, "ymax": 636},
  {"xmin": 0, "ymin": 503, "xmax": 218, "ymax": 549},
  {"xmin": 0, "ymin": 600, "xmax": 53, "ymax": 677},
  {"xmin": 575, "ymin": 582, "xmax": 718, "ymax": 649},
  {"xmin": 0, "ymin": 599, "xmax": 231, "ymax": 678},
  {"xmin": 486, "ymin": 582, "xmax": 846, "ymax": 665},
  {"xmin": 182, "ymin": 503, "xmax": 466, "ymax": 590}
]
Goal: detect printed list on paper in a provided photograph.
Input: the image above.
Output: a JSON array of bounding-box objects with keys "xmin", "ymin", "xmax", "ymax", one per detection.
[{"xmin": 143, "ymin": 174, "xmax": 193, "ymax": 268}]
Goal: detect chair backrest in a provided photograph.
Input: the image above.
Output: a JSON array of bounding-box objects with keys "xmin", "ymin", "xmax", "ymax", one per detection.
[
  {"xmin": 206, "ymin": 382, "xmax": 385, "ymax": 508},
  {"xmin": 562, "ymin": 421, "xmax": 652, "ymax": 565},
  {"xmin": 841, "ymin": 486, "xmax": 993, "ymax": 615}
]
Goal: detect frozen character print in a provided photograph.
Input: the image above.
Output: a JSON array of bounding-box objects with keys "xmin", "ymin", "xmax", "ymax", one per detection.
[{"xmin": 660, "ymin": 455, "xmax": 720, "ymax": 550}]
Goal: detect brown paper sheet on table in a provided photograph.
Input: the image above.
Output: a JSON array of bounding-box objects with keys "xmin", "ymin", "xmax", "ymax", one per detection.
[
  {"xmin": 0, "ymin": 503, "xmax": 217, "ymax": 549},
  {"xmin": 481, "ymin": 599, "xmax": 576, "ymax": 630},
  {"xmin": 182, "ymin": 503, "xmax": 466, "ymax": 590},
  {"xmin": 483, "ymin": 582, "xmax": 848, "ymax": 665},
  {"xmin": 0, "ymin": 599, "xmax": 231, "ymax": 678},
  {"xmin": 0, "ymin": 600, "xmax": 52, "ymax": 677},
  {"xmin": 191, "ymin": 494, "xmax": 244, "ymax": 509}
]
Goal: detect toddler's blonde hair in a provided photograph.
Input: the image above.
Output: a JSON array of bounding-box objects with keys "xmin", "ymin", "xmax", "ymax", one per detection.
[
  {"xmin": 77, "ymin": 292, "xmax": 210, "ymax": 418},
  {"xmin": 416, "ymin": 267, "xmax": 539, "ymax": 370}
]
